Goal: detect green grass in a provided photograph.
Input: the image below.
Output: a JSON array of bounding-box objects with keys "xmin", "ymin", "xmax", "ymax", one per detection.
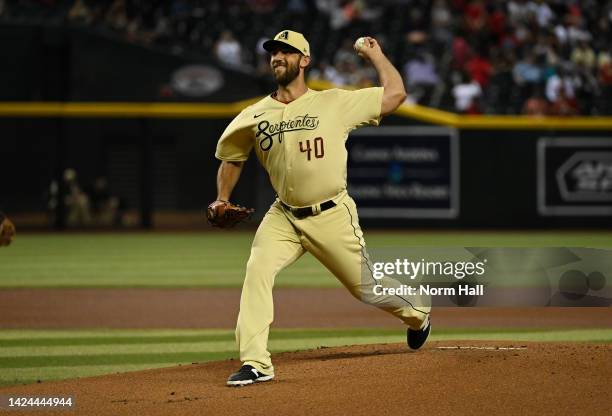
[
  {"xmin": 1, "ymin": 232, "xmax": 611, "ymax": 288},
  {"xmin": 2, "ymin": 233, "xmax": 609, "ymax": 387},
  {"xmin": 0, "ymin": 327, "xmax": 610, "ymax": 387}
]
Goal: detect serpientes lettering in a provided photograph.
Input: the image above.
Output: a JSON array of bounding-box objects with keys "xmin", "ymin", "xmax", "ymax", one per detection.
[{"xmin": 256, "ymin": 114, "xmax": 320, "ymax": 151}]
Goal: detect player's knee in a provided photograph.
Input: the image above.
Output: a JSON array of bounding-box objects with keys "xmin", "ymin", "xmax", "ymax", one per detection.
[
  {"xmin": 346, "ymin": 283, "xmax": 373, "ymax": 303},
  {"xmin": 245, "ymin": 255, "xmax": 277, "ymax": 282},
  {"xmin": 350, "ymin": 281, "xmax": 395, "ymax": 307}
]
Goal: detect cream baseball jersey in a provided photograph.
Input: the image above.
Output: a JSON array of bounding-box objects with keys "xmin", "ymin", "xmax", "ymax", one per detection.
[{"xmin": 215, "ymin": 87, "xmax": 383, "ymax": 207}]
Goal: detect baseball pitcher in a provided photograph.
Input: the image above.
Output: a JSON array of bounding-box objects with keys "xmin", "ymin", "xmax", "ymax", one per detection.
[{"xmin": 209, "ymin": 30, "xmax": 431, "ymax": 387}]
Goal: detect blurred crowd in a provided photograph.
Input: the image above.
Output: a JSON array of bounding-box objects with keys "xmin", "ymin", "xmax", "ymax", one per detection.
[
  {"xmin": 47, "ymin": 169, "xmax": 127, "ymax": 227},
  {"xmin": 2, "ymin": 0, "xmax": 612, "ymax": 115}
]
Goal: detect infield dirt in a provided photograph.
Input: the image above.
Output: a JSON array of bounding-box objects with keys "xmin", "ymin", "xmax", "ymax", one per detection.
[
  {"xmin": 1, "ymin": 341, "xmax": 610, "ymax": 416},
  {"xmin": 1, "ymin": 288, "xmax": 611, "ymax": 415}
]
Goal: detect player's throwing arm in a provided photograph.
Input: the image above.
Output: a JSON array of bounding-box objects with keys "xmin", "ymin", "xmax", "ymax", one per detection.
[{"xmin": 353, "ymin": 36, "xmax": 407, "ymax": 115}]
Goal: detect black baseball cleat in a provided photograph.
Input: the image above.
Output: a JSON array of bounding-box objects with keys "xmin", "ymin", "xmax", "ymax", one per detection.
[
  {"xmin": 226, "ymin": 365, "xmax": 274, "ymax": 387},
  {"xmin": 407, "ymin": 319, "xmax": 431, "ymax": 350}
]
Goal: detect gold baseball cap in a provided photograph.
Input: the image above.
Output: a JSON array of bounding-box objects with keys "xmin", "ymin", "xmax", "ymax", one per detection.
[{"xmin": 263, "ymin": 30, "xmax": 310, "ymax": 57}]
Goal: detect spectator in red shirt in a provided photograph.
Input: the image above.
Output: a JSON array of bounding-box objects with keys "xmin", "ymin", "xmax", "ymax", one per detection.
[
  {"xmin": 466, "ymin": 50, "xmax": 492, "ymax": 86},
  {"xmin": 598, "ymin": 49, "xmax": 612, "ymax": 85},
  {"xmin": 464, "ymin": 0, "xmax": 487, "ymax": 33},
  {"xmin": 522, "ymin": 87, "xmax": 549, "ymax": 116},
  {"xmin": 549, "ymin": 88, "xmax": 578, "ymax": 116},
  {"xmin": 452, "ymin": 34, "xmax": 470, "ymax": 70},
  {"xmin": 488, "ymin": 4, "xmax": 506, "ymax": 41}
]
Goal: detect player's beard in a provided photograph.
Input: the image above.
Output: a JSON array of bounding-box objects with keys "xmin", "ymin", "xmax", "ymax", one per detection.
[{"xmin": 272, "ymin": 57, "xmax": 301, "ymax": 86}]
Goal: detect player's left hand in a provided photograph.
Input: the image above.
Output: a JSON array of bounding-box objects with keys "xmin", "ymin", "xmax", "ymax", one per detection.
[
  {"xmin": 206, "ymin": 200, "xmax": 255, "ymax": 228},
  {"xmin": 0, "ymin": 215, "xmax": 16, "ymax": 246},
  {"xmin": 354, "ymin": 36, "xmax": 384, "ymax": 62}
]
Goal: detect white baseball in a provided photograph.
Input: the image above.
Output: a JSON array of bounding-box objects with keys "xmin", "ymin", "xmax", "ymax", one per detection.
[{"xmin": 354, "ymin": 37, "xmax": 367, "ymax": 51}]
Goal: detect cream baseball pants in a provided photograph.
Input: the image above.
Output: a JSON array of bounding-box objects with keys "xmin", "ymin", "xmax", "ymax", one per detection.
[{"xmin": 235, "ymin": 192, "xmax": 430, "ymax": 375}]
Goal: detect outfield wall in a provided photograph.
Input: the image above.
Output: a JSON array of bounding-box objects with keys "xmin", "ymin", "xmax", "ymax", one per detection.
[
  {"xmin": 1, "ymin": 102, "xmax": 610, "ymax": 229},
  {"xmin": 349, "ymin": 124, "xmax": 612, "ymax": 228}
]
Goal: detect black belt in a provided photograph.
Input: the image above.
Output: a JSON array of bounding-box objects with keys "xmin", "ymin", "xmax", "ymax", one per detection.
[{"xmin": 280, "ymin": 200, "xmax": 336, "ymax": 219}]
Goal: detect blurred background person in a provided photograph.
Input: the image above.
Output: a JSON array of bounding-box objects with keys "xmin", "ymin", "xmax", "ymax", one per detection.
[
  {"xmin": 522, "ymin": 86, "xmax": 549, "ymax": 116},
  {"xmin": 48, "ymin": 169, "xmax": 92, "ymax": 228},
  {"xmin": 214, "ymin": 30, "xmax": 244, "ymax": 68},
  {"xmin": 452, "ymin": 71, "xmax": 482, "ymax": 114},
  {"xmin": 87, "ymin": 177, "xmax": 124, "ymax": 227},
  {"xmin": 403, "ymin": 50, "xmax": 439, "ymax": 105},
  {"xmin": 63, "ymin": 168, "xmax": 92, "ymax": 227}
]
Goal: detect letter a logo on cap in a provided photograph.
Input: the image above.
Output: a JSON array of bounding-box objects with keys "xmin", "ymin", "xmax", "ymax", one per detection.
[{"xmin": 263, "ymin": 30, "xmax": 310, "ymax": 57}]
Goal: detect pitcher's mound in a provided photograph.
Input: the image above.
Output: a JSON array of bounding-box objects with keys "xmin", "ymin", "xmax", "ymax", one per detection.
[{"xmin": 2, "ymin": 341, "xmax": 610, "ymax": 415}]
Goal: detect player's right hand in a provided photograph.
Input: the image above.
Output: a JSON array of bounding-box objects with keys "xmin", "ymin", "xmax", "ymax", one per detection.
[{"xmin": 354, "ymin": 37, "xmax": 383, "ymax": 61}]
